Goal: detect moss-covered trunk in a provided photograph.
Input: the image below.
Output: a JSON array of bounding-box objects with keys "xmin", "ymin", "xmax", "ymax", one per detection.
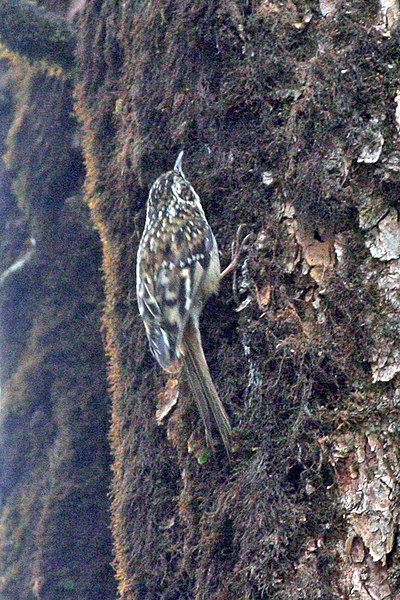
[
  {"xmin": 76, "ymin": 1, "xmax": 400, "ymax": 598},
  {"xmin": 0, "ymin": 59, "xmax": 116, "ymax": 598}
]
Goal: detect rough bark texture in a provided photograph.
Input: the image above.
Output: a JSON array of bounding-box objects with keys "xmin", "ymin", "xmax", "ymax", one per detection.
[
  {"xmin": 0, "ymin": 0, "xmax": 399, "ymax": 598},
  {"xmin": 76, "ymin": 1, "xmax": 400, "ymax": 598},
  {"xmin": 0, "ymin": 59, "xmax": 116, "ymax": 598}
]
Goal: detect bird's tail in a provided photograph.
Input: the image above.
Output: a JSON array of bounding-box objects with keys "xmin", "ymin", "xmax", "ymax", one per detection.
[{"xmin": 182, "ymin": 320, "xmax": 232, "ymax": 457}]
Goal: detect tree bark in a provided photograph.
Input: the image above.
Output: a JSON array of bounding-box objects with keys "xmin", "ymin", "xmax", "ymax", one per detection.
[
  {"xmin": 0, "ymin": 0, "xmax": 399, "ymax": 598},
  {"xmin": 76, "ymin": 1, "xmax": 400, "ymax": 598}
]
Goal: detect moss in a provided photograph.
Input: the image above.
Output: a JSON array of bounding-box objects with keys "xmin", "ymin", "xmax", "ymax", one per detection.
[
  {"xmin": 0, "ymin": 59, "xmax": 116, "ymax": 598},
  {"xmin": 76, "ymin": 0, "xmax": 400, "ymax": 598}
]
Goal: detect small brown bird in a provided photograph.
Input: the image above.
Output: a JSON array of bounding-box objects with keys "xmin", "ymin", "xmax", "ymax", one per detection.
[{"xmin": 136, "ymin": 152, "xmax": 235, "ymax": 455}]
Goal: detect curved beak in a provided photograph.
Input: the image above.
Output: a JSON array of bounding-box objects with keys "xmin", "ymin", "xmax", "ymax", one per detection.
[{"xmin": 173, "ymin": 150, "xmax": 185, "ymax": 178}]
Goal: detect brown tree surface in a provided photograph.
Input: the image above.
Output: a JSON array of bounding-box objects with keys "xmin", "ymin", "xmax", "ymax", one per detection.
[
  {"xmin": 76, "ymin": 1, "xmax": 400, "ymax": 598},
  {"xmin": 0, "ymin": 0, "xmax": 399, "ymax": 599}
]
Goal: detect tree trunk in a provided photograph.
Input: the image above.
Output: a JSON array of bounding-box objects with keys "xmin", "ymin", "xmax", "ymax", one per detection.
[
  {"xmin": 76, "ymin": 1, "xmax": 400, "ymax": 598},
  {"xmin": 0, "ymin": 0, "xmax": 75, "ymax": 70},
  {"xmin": 0, "ymin": 62, "xmax": 116, "ymax": 598}
]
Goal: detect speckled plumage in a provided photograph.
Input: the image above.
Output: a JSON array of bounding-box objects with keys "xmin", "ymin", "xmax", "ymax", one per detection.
[
  {"xmin": 136, "ymin": 155, "xmax": 231, "ymax": 454},
  {"xmin": 137, "ymin": 168, "xmax": 220, "ymax": 370}
]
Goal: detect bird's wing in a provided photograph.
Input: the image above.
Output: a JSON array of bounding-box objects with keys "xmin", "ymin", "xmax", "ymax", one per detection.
[{"xmin": 137, "ymin": 225, "xmax": 214, "ymax": 369}]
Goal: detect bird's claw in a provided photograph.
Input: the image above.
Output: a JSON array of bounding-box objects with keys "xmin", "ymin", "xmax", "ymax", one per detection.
[{"xmin": 220, "ymin": 224, "xmax": 251, "ymax": 281}]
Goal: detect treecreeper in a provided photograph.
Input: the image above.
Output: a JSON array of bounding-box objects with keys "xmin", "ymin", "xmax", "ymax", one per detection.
[{"xmin": 136, "ymin": 152, "xmax": 244, "ymax": 457}]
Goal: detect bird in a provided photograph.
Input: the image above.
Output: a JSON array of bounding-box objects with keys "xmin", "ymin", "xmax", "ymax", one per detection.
[{"xmin": 136, "ymin": 151, "xmax": 238, "ymax": 456}]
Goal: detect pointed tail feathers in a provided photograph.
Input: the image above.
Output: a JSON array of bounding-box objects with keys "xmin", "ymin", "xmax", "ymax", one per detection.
[{"xmin": 182, "ymin": 321, "xmax": 232, "ymax": 456}]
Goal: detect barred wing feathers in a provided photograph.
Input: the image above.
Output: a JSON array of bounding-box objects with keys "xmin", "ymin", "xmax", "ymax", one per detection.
[{"xmin": 136, "ymin": 172, "xmax": 214, "ymax": 369}]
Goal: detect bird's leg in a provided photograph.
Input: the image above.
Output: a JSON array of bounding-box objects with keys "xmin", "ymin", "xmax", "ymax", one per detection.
[{"xmin": 220, "ymin": 224, "xmax": 251, "ymax": 281}]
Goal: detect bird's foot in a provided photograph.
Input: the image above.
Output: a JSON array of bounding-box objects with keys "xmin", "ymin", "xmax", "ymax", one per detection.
[{"xmin": 220, "ymin": 224, "xmax": 251, "ymax": 281}]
